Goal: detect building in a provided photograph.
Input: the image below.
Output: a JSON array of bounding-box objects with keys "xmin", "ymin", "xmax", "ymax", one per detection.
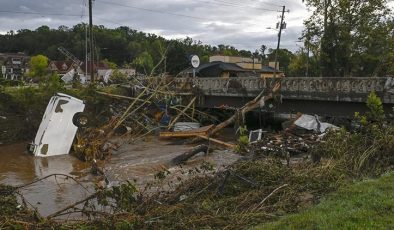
[
  {"xmin": 209, "ymin": 55, "xmax": 284, "ymax": 78},
  {"xmin": 181, "ymin": 61, "xmax": 250, "ymax": 78},
  {"xmin": 49, "ymin": 61, "xmax": 75, "ymax": 76},
  {"xmin": 259, "ymin": 65, "xmax": 284, "ymax": 78},
  {"xmin": 0, "ymin": 53, "xmax": 30, "ymax": 80},
  {"xmin": 49, "ymin": 61, "xmax": 113, "ymax": 82},
  {"xmin": 180, "ymin": 55, "xmax": 284, "ymax": 78},
  {"xmin": 209, "ymin": 55, "xmax": 262, "ymax": 70}
]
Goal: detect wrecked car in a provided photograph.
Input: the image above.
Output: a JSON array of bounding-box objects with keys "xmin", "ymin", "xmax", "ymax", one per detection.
[{"xmin": 28, "ymin": 93, "xmax": 88, "ymax": 157}]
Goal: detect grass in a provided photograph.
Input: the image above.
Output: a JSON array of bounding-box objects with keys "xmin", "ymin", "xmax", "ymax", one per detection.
[{"xmin": 256, "ymin": 171, "xmax": 394, "ymax": 230}]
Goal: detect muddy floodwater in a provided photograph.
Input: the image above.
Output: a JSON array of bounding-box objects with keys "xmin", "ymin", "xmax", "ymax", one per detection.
[
  {"xmin": 0, "ymin": 142, "xmax": 94, "ymax": 217},
  {"xmin": 0, "ymin": 138, "xmax": 240, "ymax": 218}
]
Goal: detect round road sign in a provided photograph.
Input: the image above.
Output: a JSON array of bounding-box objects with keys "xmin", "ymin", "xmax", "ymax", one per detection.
[{"xmin": 191, "ymin": 55, "xmax": 200, "ymax": 68}]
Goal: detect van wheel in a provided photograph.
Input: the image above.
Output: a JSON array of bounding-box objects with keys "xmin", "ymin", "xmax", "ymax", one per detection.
[{"xmin": 73, "ymin": 112, "xmax": 89, "ymax": 127}]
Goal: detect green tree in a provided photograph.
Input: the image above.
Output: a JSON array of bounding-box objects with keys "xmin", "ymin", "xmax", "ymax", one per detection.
[
  {"xmin": 110, "ymin": 69, "xmax": 128, "ymax": 84},
  {"xmin": 303, "ymin": 0, "xmax": 394, "ymax": 77},
  {"xmin": 260, "ymin": 45, "xmax": 267, "ymax": 65},
  {"xmin": 28, "ymin": 54, "xmax": 48, "ymax": 80},
  {"xmin": 0, "ymin": 24, "xmax": 264, "ymax": 76},
  {"xmin": 102, "ymin": 59, "xmax": 118, "ymax": 69},
  {"xmin": 267, "ymin": 49, "xmax": 295, "ymax": 74},
  {"xmin": 133, "ymin": 51, "xmax": 154, "ymax": 75},
  {"xmin": 288, "ymin": 49, "xmax": 319, "ymax": 77},
  {"xmin": 366, "ymin": 91, "xmax": 385, "ymax": 122}
]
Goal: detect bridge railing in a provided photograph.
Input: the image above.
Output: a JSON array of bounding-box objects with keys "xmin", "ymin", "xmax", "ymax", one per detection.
[
  {"xmin": 174, "ymin": 77, "xmax": 276, "ymax": 96},
  {"xmin": 281, "ymin": 77, "xmax": 387, "ymax": 94},
  {"xmin": 174, "ymin": 77, "xmax": 393, "ymax": 103}
]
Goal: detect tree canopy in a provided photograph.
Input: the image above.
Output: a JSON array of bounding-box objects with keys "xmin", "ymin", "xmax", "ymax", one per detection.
[
  {"xmin": 28, "ymin": 54, "xmax": 48, "ymax": 79},
  {"xmin": 302, "ymin": 0, "xmax": 394, "ymax": 77},
  {"xmin": 0, "ymin": 24, "xmax": 263, "ymax": 75}
]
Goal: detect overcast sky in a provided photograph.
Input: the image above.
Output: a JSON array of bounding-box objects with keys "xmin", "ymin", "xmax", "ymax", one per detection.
[{"xmin": 0, "ymin": 0, "xmax": 311, "ymax": 52}]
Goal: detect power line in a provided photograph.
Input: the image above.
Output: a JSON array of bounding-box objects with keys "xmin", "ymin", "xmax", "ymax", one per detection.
[
  {"xmin": 96, "ymin": 0, "xmax": 213, "ymax": 21},
  {"xmin": 95, "ymin": 0, "xmax": 277, "ymax": 28},
  {"xmin": 0, "ymin": 2, "xmax": 279, "ymax": 28},
  {"xmin": 93, "ymin": 17, "xmax": 274, "ymax": 50},
  {"xmin": 208, "ymin": 0, "xmax": 280, "ymax": 11},
  {"xmin": 193, "ymin": 0, "xmax": 280, "ymax": 12},
  {"xmin": 0, "ymin": 10, "xmax": 84, "ymax": 17},
  {"xmin": 228, "ymin": 0, "xmax": 283, "ymax": 8}
]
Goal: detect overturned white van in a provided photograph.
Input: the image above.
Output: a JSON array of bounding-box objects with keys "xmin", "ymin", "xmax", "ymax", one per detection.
[{"xmin": 28, "ymin": 93, "xmax": 88, "ymax": 157}]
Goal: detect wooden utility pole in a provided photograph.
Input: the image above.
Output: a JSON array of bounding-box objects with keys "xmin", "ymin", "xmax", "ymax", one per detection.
[
  {"xmin": 273, "ymin": 5, "xmax": 287, "ymax": 78},
  {"xmin": 306, "ymin": 27, "xmax": 310, "ymax": 77},
  {"xmin": 89, "ymin": 0, "xmax": 95, "ymax": 83}
]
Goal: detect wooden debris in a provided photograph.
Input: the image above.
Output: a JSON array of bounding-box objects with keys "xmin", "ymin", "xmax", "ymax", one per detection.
[
  {"xmin": 197, "ymin": 135, "xmax": 236, "ymax": 149},
  {"xmin": 159, "ymin": 125, "xmax": 214, "ymax": 138},
  {"xmin": 160, "ymin": 124, "xmax": 235, "ymax": 148},
  {"xmin": 208, "ymin": 82, "xmax": 281, "ymax": 136}
]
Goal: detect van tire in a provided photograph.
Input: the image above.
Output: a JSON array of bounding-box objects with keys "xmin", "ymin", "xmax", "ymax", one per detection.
[{"xmin": 73, "ymin": 112, "xmax": 89, "ymax": 127}]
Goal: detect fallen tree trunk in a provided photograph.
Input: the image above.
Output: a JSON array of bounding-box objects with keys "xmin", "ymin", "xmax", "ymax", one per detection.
[
  {"xmin": 209, "ymin": 82, "xmax": 281, "ymax": 136},
  {"xmin": 171, "ymin": 144, "xmax": 209, "ymax": 165}
]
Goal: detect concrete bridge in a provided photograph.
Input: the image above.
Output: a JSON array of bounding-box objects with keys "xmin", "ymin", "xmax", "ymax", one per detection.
[{"xmin": 174, "ymin": 77, "xmax": 394, "ymax": 117}]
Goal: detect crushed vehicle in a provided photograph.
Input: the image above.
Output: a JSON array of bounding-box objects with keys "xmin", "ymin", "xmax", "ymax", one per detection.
[{"xmin": 28, "ymin": 93, "xmax": 88, "ymax": 157}]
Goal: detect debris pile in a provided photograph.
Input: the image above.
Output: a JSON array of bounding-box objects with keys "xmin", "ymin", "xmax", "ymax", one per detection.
[
  {"xmin": 74, "ymin": 77, "xmax": 208, "ymax": 161},
  {"xmin": 2, "ymin": 89, "xmax": 394, "ymax": 229},
  {"xmin": 74, "ymin": 78, "xmax": 282, "ymax": 161},
  {"xmin": 251, "ymin": 132, "xmax": 319, "ymax": 158}
]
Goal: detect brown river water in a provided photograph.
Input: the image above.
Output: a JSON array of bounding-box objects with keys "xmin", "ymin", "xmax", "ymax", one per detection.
[{"xmin": 0, "ymin": 138, "xmax": 240, "ymax": 218}]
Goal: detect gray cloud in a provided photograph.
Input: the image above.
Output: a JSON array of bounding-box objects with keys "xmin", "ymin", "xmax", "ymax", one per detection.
[{"xmin": 0, "ymin": 0, "xmax": 310, "ymax": 52}]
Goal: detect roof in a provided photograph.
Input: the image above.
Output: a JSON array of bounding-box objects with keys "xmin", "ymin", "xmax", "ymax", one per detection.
[
  {"xmin": 49, "ymin": 61, "xmax": 74, "ymax": 73},
  {"xmin": 50, "ymin": 61, "xmax": 109, "ymax": 74},
  {"xmin": 0, "ymin": 52, "xmax": 29, "ymax": 58},
  {"xmin": 80, "ymin": 61, "xmax": 109, "ymax": 74},
  {"xmin": 183, "ymin": 61, "xmax": 249, "ymax": 77},
  {"xmin": 259, "ymin": 66, "xmax": 282, "ymax": 73}
]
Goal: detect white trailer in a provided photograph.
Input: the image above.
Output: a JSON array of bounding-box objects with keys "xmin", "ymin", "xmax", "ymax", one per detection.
[{"xmin": 28, "ymin": 93, "xmax": 88, "ymax": 157}]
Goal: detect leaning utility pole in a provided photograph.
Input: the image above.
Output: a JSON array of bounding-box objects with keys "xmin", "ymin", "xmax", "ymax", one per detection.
[
  {"xmin": 89, "ymin": 0, "xmax": 95, "ymax": 83},
  {"xmin": 273, "ymin": 5, "xmax": 287, "ymax": 78}
]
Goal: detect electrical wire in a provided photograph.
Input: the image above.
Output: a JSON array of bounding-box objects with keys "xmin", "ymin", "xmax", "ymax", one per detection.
[
  {"xmin": 225, "ymin": 0, "xmax": 284, "ymax": 8},
  {"xmin": 192, "ymin": 0, "xmax": 280, "ymax": 12},
  {"xmin": 96, "ymin": 0, "xmax": 213, "ymax": 21},
  {"xmin": 0, "ymin": 1, "xmax": 283, "ymax": 29},
  {"xmin": 0, "ymin": 1, "xmax": 287, "ymax": 51},
  {"xmin": 208, "ymin": 0, "xmax": 281, "ymax": 11},
  {"xmin": 0, "ymin": 10, "xmax": 83, "ymax": 17},
  {"xmin": 95, "ymin": 0, "xmax": 280, "ymax": 28}
]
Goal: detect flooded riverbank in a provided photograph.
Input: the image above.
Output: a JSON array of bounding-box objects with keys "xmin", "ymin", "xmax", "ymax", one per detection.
[
  {"xmin": 0, "ymin": 137, "xmax": 240, "ymax": 217},
  {"xmin": 0, "ymin": 142, "xmax": 94, "ymax": 217}
]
